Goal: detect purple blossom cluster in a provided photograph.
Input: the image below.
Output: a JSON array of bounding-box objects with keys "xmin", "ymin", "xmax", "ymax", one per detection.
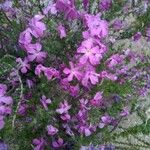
[{"xmin": 1, "ymin": 0, "xmax": 150, "ymax": 149}]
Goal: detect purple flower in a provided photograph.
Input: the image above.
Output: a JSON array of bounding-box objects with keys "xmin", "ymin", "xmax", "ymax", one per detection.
[
  {"xmin": 57, "ymin": 24, "xmax": 67, "ymax": 38},
  {"xmin": 82, "ymin": 71, "xmax": 100, "ymax": 87},
  {"xmin": 43, "ymin": 67, "xmax": 59, "ymax": 80},
  {"xmin": 120, "ymin": 107, "xmax": 129, "ymax": 117},
  {"xmin": 0, "ymin": 95, "xmax": 13, "ymax": 105},
  {"xmin": 99, "ymin": 115, "xmax": 112, "ymax": 128},
  {"xmin": 84, "ymin": 14, "xmax": 108, "ymax": 38},
  {"xmin": 146, "ymin": 27, "xmax": 150, "ymax": 41},
  {"xmin": 16, "ymin": 58, "xmax": 30, "ymax": 74},
  {"xmin": 56, "ymin": 0, "xmax": 78, "ymax": 20},
  {"xmin": 19, "ymin": 28, "xmax": 32, "ymax": 49},
  {"xmin": 99, "ymin": 0, "xmax": 112, "ymax": 11},
  {"xmin": 27, "ymin": 43, "xmax": 47, "ymax": 63},
  {"xmin": 40, "ymin": 95, "xmax": 51, "ymax": 111},
  {"xmin": 32, "ymin": 138, "xmax": 45, "ymax": 150},
  {"xmin": 133, "ymin": 32, "xmax": 142, "ymax": 41},
  {"xmin": 52, "ymin": 138, "xmax": 64, "ymax": 148},
  {"xmin": 83, "ymin": 0, "xmax": 89, "ymax": 10},
  {"xmin": 63, "ymin": 62, "xmax": 82, "ymax": 81},
  {"xmin": 29, "ymin": 15, "xmax": 46, "ymax": 38},
  {"xmin": 90, "ymin": 92, "xmax": 103, "ymax": 107},
  {"xmin": 47, "ymin": 125, "xmax": 58, "ymax": 135},
  {"xmin": 43, "ymin": 2, "xmax": 57, "ymax": 15},
  {"xmin": 0, "ymin": 84, "xmax": 7, "ymax": 96},
  {"xmin": 56, "ymin": 100, "xmax": 71, "ymax": 114},
  {"xmin": 60, "ymin": 113, "xmax": 71, "ymax": 121},
  {"xmin": 35, "ymin": 64, "xmax": 45, "ymax": 76},
  {"xmin": 77, "ymin": 39, "xmax": 101, "ymax": 65},
  {"xmin": 113, "ymin": 19, "xmax": 123, "ymax": 30}
]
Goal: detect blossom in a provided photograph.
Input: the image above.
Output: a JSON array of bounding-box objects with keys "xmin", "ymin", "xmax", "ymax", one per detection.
[
  {"xmin": 82, "ymin": 71, "xmax": 100, "ymax": 87},
  {"xmin": 69, "ymin": 84, "xmax": 79, "ymax": 96},
  {"xmin": 56, "ymin": 100, "xmax": 71, "ymax": 114},
  {"xmin": 113, "ymin": 19, "xmax": 123, "ymax": 30},
  {"xmin": 47, "ymin": 125, "xmax": 58, "ymax": 135},
  {"xmin": 90, "ymin": 92, "xmax": 103, "ymax": 107},
  {"xmin": 146, "ymin": 27, "xmax": 150, "ymax": 41},
  {"xmin": 56, "ymin": 0, "xmax": 78, "ymax": 20},
  {"xmin": 16, "ymin": 58, "xmax": 30, "ymax": 74},
  {"xmin": 57, "ymin": 24, "xmax": 67, "ymax": 38},
  {"xmin": 99, "ymin": 0, "xmax": 112, "ymax": 11},
  {"xmin": 120, "ymin": 107, "xmax": 129, "ymax": 117},
  {"xmin": 35, "ymin": 64, "xmax": 45, "ymax": 76},
  {"xmin": 106, "ymin": 54, "xmax": 124, "ymax": 68},
  {"xmin": 0, "ymin": 84, "xmax": 7, "ymax": 96},
  {"xmin": 40, "ymin": 95, "xmax": 51, "ymax": 111},
  {"xmin": 43, "ymin": 2, "xmax": 57, "ymax": 15},
  {"xmin": 52, "ymin": 138, "xmax": 64, "ymax": 148},
  {"xmin": 63, "ymin": 62, "xmax": 82, "ymax": 81},
  {"xmin": 78, "ymin": 125, "xmax": 94, "ymax": 136},
  {"xmin": 99, "ymin": 115, "xmax": 112, "ymax": 128},
  {"xmin": 0, "ymin": 94, "xmax": 13, "ymax": 105},
  {"xmin": 83, "ymin": 0, "xmax": 89, "ymax": 10},
  {"xmin": 32, "ymin": 138, "xmax": 45, "ymax": 150},
  {"xmin": 84, "ymin": 14, "xmax": 108, "ymax": 38},
  {"xmin": 29, "ymin": 15, "xmax": 46, "ymax": 38},
  {"xmin": 0, "ymin": 105, "xmax": 11, "ymax": 115},
  {"xmin": 43, "ymin": 67, "xmax": 59, "ymax": 80},
  {"xmin": 60, "ymin": 113, "xmax": 71, "ymax": 121},
  {"xmin": 100, "ymin": 71, "xmax": 117, "ymax": 81},
  {"xmin": 18, "ymin": 28, "xmax": 32, "ymax": 49},
  {"xmin": 27, "ymin": 43, "xmax": 47, "ymax": 63},
  {"xmin": 133, "ymin": 32, "xmax": 142, "ymax": 41},
  {"xmin": 77, "ymin": 39, "xmax": 101, "ymax": 65}
]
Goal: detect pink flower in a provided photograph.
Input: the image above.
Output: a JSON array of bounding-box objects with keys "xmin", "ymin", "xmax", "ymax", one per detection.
[
  {"xmin": 77, "ymin": 39, "xmax": 102, "ymax": 65},
  {"xmin": 40, "ymin": 95, "xmax": 51, "ymax": 111},
  {"xmin": 16, "ymin": 58, "xmax": 30, "ymax": 74},
  {"xmin": 52, "ymin": 138, "xmax": 64, "ymax": 148},
  {"xmin": 47, "ymin": 125, "xmax": 58, "ymax": 135},
  {"xmin": 29, "ymin": 15, "xmax": 46, "ymax": 38},
  {"xmin": 32, "ymin": 138, "xmax": 45, "ymax": 150},
  {"xmin": 82, "ymin": 71, "xmax": 100, "ymax": 87},
  {"xmin": 56, "ymin": 100, "xmax": 71, "ymax": 114},
  {"xmin": 57, "ymin": 24, "xmax": 67, "ymax": 38},
  {"xmin": 27, "ymin": 43, "xmax": 47, "ymax": 63},
  {"xmin": 63, "ymin": 62, "xmax": 82, "ymax": 81},
  {"xmin": 90, "ymin": 92, "xmax": 103, "ymax": 107}
]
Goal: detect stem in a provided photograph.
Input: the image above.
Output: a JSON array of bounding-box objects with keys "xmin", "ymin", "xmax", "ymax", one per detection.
[{"xmin": 12, "ymin": 70, "xmax": 23, "ymax": 129}]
